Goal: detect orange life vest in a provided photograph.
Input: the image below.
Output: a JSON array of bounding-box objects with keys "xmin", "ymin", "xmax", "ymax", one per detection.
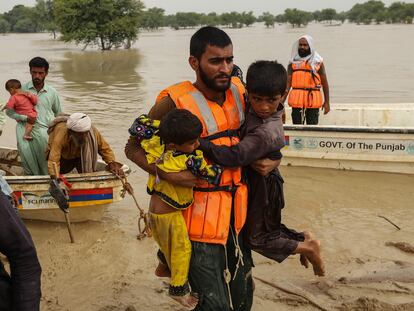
[
  {"xmin": 288, "ymin": 61, "xmax": 323, "ymax": 109},
  {"xmin": 155, "ymin": 77, "xmax": 248, "ymax": 245}
]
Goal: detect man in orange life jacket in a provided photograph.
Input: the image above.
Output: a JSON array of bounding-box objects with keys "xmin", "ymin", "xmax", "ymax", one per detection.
[
  {"xmin": 284, "ymin": 35, "xmax": 330, "ymax": 125},
  {"xmin": 125, "ymin": 26, "xmax": 280, "ymax": 310}
]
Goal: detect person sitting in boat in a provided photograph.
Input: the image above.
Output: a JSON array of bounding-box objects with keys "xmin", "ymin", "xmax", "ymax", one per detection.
[
  {"xmin": 199, "ymin": 60, "xmax": 325, "ymax": 276},
  {"xmin": 46, "ymin": 112, "xmax": 124, "ymax": 177},
  {"xmin": 129, "ymin": 110, "xmax": 221, "ymax": 310}
]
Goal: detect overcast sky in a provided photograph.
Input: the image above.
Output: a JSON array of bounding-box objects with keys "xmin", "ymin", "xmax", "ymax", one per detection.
[{"xmin": 0, "ymin": 0, "xmax": 406, "ymax": 14}]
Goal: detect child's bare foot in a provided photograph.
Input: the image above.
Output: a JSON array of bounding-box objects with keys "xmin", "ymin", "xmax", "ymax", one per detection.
[
  {"xmin": 303, "ymin": 230, "xmax": 314, "ymax": 241},
  {"xmin": 23, "ymin": 135, "xmax": 33, "ymax": 140},
  {"xmin": 170, "ymin": 292, "xmax": 199, "ymax": 310},
  {"xmin": 300, "ymin": 254, "xmax": 309, "ymax": 269},
  {"xmin": 306, "ymin": 240, "xmax": 325, "ymax": 277},
  {"xmin": 155, "ymin": 262, "xmax": 171, "ymax": 278}
]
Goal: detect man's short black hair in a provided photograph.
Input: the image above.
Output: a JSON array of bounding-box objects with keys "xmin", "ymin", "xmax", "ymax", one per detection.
[
  {"xmin": 190, "ymin": 26, "xmax": 232, "ymax": 59},
  {"xmin": 246, "ymin": 60, "xmax": 287, "ymax": 97},
  {"xmin": 159, "ymin": 109, "xmax": 203, "ymax": 145},
  {"xmin": 29, "ymin": 57, "xmax": 49, "ymax": 71},
  {"xmin": 5, "ymin": 79, "xmax": 21, "ymax": 91}
]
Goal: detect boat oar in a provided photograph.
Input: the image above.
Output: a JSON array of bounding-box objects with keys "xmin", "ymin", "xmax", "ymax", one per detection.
[{"xmin": 49, "ymin": 162, "xmax": 75, "ymax": 243}]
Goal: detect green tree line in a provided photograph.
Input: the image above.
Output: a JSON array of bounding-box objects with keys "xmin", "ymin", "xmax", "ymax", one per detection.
[{"xmin": 1, "ymin": 0, "xmax": 413, "ymax": 49}]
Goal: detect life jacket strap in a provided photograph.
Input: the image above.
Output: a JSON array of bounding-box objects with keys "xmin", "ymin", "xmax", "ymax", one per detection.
[{"xmin": 203, "ymin": 129, "xmax": 240, "ymax": 141}]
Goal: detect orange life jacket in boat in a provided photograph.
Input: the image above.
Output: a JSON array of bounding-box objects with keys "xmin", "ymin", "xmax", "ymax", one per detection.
[
  {"xmin": 288, "ymin": 61, "xmax": 323, "ymax": 109},
  {"xmin": 155, "ymin": 77, "xmax": 248, "ymax": 245}
]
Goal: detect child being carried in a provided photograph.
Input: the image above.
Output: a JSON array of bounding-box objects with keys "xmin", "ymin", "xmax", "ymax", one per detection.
[
  {"xmin": 4, "ymin": 79, "xmax": 37, "ymax": 140},
  {"xmin": 129, "ymin": 109, "xmax": 222, "ymax": 310}
]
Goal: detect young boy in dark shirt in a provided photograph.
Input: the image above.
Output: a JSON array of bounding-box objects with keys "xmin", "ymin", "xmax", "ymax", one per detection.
[{"xmin": 199, "ymin": 60, "xmax": 325, "ymax": 276}]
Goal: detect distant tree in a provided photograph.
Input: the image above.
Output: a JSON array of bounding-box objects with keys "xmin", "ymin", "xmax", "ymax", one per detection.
[
  {"xmin": 336, "ymin": 12, "xmax": 347, "ymax": 23},
  {"xmin": 312, "ymin": 10, "xmax": 322, "ymax": 22},
  {"xmin": 34, "ymin": 0, "xmax": 58, "ymax": 38},
  {"xmin": 220, "ymin": 12, "xmax": 243, "ymax": 28},
  {"xmin": 275, "ymin": 14, "xmax": 286, "ymax": 24},
  {"xmin": 387, "ymin": 2, "xmax": 414, "ymax": 24},
  {"xmin": 347, "ymin": 0, "xmax": 386, "ymax": 24},
  {"xmin": 284, "ymin": 8, "xmax": 312, "ymax": 27},
  {"xmin": 240, "ymin": 11, "xmax": 256, "ymax": 27},
  {"xmin": 174, "ymin": 12, "xmax": 202, "ymax": 28},
  {"xmin": 260, "ymin": 12, "xmax": 275, "ymax": 28},
  {"xmin": 3, "ymin": 5, "xmax": 38, "ymax": 32},
  {"xmin": 55, "ymin": 0, "xmax": 144, "ymax": 50},
  {"xmin": 140, "ymin": 7, "xmax": 165, "ymax": 30},
  {"xmin": 260, "ymin": 12, "xmax": 276, "ymax": 28},
  {"xmin": 201, "ymin": 12, "xmax": 220, "ymax": 26},
  {"xmin": 320, "ymin": 8, "xmax": 337, "ymax": 23},
  {"xmin": 0, "ymin": 16, "xmax": 11, "ymax": 34}
]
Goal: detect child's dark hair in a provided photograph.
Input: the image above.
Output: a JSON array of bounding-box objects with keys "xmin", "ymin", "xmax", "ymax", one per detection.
[
  {"xmin": 159, "ymin": 109, "xmax": 203, "ymax": 145},
  {"xmin": 246, "ymin": 60, "xmax": 287, "ymax": 97},
  {"xmin": 5, "ymin": 79, "xmax": 21, "ymax": 91},
  {"xmin": 29, "ymin": 57, "xmax": 49, "ymax": 71},
  {"xmin": 190, "ymin": 26, "xmax": 232, "ymax": 60}
]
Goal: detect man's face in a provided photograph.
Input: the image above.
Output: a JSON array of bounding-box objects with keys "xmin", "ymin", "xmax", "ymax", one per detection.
[
  {"xmin": 196, "ymin": 44, "xmax": 234, "ymax": 92},
  {"xmin": 69, "ymin": 131, "xmax": 87, "ymax": 147},
  {"xmin": 30, "ymin": 67, "xmax": 48, "ymax": 86},
  {"xmin": 249, "ymin": 93, "xmax": 283, "ymax": 119},
  {"xmin": 298, "ymin": 38, "xmax": 311, "ymax": 58}
]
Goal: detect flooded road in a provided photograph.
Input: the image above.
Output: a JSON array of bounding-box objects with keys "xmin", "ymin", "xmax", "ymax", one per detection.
[{"xmin": 1, "ymin": 23, "xmax": 413, "ymax": 310}]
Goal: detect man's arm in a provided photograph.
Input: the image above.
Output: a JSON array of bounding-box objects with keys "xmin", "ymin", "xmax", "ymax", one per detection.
[
  {"xmin": 47, "ymin": 130, "xmax": 65, "ymax": 175},
  {"xmin": 95, "ymin": 129, "xmax": 116, "ymax": 164},
  {"xmin": 5, "ymin": 108, "xmax": 27, "ymax": 122},
  {"xmin": 0, "ymin": 110, "xmax": 6, "ymax": 135},
  {"xmin": 199, "ymin": 131, "xmax": 280, "ymax": 168},
  {"xmin": 0, "ymin": 192, "xmax": 41, "ymax": 311},
  {"xmin": 319, "ymin": 63, "xmax": 330, "ymax": 114},
  {"xmin": 282, "ymin": 64, "xmax": 293, "ymax": 104},
  {"xmin": 52, "ymin": 91, "xmax": 62, "ymax": 116}
]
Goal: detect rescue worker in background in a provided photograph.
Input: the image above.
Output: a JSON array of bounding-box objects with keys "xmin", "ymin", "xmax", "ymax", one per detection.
[
  {"xmin": 46, "ymin": 112, "xmax": 124, "ymax": 177},
  {"xmin": 126, "ymin": 26, "xmax": 281, "ymax": 310},
  {"xmin": 283, "ymin": 35, "xmax": 330, "ymax": 125}
]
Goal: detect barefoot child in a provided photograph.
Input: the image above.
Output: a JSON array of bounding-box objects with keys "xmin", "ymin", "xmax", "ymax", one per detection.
[
  {"xmin": 4, "ymin": 79, "xmax": 37, "ymax": 140},
  {"xmin": 199, "ymin": 60, "xmax": 325, "ymax": 276},
  {"xmin": 129, "ymin": 110, "xmax": 221, "ymax": 309}
]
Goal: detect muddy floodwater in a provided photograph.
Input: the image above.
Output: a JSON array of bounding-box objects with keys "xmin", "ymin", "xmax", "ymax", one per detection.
[{"xmin": 1, "ymin": 23, "xmax": 413, "ymax": 310}]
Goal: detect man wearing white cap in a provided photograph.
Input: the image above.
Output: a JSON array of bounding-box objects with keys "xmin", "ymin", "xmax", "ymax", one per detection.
[
  {"xmin": 284, "ymin": 35, "xmax": 330, "ymax": 124},
  {"xmin": 46, "ymin": 112, "xmax": 124, "ymax": 176}
]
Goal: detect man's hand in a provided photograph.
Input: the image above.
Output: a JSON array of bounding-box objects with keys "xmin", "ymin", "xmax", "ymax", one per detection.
[
  {"xmin": 251, "ymin": 158, "xmax": 281, "ymax": 176},
  {"xmin": 11, "ymin": 192, "xmax": 19, "ymax": 208},
  {"xmin": 157, "ymin": 169, "xmax": 199, "ymax": 188},
  {"xmin": 322, "ymin": 102, "xmax": 330, "ymax": 115},
  {"xmin": 107, "ymin": 161, "xmax": 125, "ymax": 177},
  {"xmin": 27, "ymin": 116, "xmax": 36, "ymax": 124}
]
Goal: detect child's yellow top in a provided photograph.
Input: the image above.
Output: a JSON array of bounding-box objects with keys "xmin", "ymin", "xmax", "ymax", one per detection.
[{"xmin": 129, "ymin": 115, "xmax": 221, "ymax": 209}]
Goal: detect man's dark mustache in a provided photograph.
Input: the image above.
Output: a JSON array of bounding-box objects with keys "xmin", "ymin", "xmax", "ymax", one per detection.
[{"xmin": 215, "ymin": 75, "xmax": 230, "ymax": 79}]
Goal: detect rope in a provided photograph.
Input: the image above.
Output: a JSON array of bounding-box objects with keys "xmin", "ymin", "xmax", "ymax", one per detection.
[
  {"xmin": 115, "ymin": 174, "xmax": 152, "ymax": 240},
  {"xmin": 223, "ymin": 245, "xmax": 234, "ymax": 310},
  {"xmin": 230, "ymin": 226, "xmax": 244, "ymax": 281}
]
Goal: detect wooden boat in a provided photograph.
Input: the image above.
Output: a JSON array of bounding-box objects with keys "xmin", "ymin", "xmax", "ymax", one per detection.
[
  {"xmin": 0, "ymin": 147, "xmax": 131, "ymax": 222},
  {"xmin": 283, "ymin": 104, "xmax": 414, "ymax": 174}
]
